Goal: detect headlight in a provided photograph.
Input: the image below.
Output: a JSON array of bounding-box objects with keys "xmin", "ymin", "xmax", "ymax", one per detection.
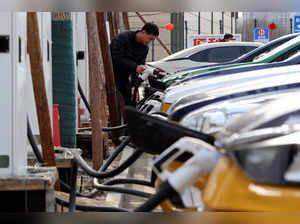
[
  {"xmin": 201, "ymin": 111, "xmax": 227, "ymax": 135},
  {"xmin": 180, "ymin": 103, "xmax": 261, "ymax": 135},
  {"xmin": 225, "ymin": 128, "xmax": 300, "ymax": 185},
  {"xmin": 180, "ymin": 109, "xmax": 233, "ymax": 135}
]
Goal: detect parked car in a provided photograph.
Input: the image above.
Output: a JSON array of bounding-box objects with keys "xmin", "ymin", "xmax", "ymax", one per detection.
[
  {"xmin": 160, "ymin": 35, "xmax": 300, "ymax": 86},
  {"xmin": 140, "ymin": 53, "xmax": 300, "ymax": 115},
  {"xmin": 165, "ymin": 51, "xmax": 300, "ymax": 100},
  {"xmin": 179, "ymin": 89, "xmax": 300, "ymax": 135},
  {"xmin": 180, "ymin": 50, "xmax": 300, "ymax": 84},
  {"xmin": 151, "ymin": 93, "xmax": 300, "ymax": 212},
  {"xmin": 178, "ymin": 33, "xmax": 300, "ymax": 73},
  {"xmin": 146, "ymin": 42, "xmax": 262, "ymax": 74},
  {"xmin": 143, "ymin": 33, "xmax": 300, "ymax": 98},
  {"xmin": 168, "ymin": 67, "xmax": 300, "ymax": 122}
]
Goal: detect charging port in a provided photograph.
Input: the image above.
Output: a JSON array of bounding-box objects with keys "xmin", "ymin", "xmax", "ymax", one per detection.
[{"xmin": 0, "ymin": 36, "xmax": 9, "ymax": 53}]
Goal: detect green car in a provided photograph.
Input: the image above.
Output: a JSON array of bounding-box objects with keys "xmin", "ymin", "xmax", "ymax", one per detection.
[{"xmin": 162, "ymin": 36, "xmax": 300, "ymax": 85}]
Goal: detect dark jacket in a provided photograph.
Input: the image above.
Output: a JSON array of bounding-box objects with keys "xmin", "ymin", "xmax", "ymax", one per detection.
[{"xmin": 110, "ymin": 31, "xmax": 149, "ymax": 91}]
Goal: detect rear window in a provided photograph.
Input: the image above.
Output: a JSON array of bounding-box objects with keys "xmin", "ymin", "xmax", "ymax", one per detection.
[{"xmin": 189, "ymin": 46, "xmax": 252, "ymax": 63}]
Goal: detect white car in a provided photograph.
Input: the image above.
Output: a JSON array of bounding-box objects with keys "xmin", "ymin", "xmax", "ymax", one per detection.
[
  {"xmin": 147, "ymin": 42, "xmax": 262, "ymax": 73},
  {"xmin": 164, "ymin": 64, "xmax": 300, "ymax": 113}
]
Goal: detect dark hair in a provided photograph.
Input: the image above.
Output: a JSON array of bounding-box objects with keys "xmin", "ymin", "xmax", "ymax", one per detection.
[
  {"xmin": 141, "ymin": 23, "xmax": 159, "ymax": 36},
  {"xmin": 223, "ymin": 33, "xmax": 234, "ymax": 40}
]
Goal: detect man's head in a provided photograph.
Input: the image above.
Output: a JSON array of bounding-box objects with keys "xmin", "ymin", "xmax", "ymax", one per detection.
[
  {"xmin": 136, "ymin": 23, "xmax": 159, "ymax": 46},
  {"xmin": 223, "ymin": 33, "xmax": 234, "ymax": 42}
]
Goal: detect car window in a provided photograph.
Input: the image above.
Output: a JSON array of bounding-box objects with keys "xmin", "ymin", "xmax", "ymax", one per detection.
[
  {"xmin": 190, "ymin": 46, "xmax": 246, "ymax": 63},
  {"xmin": 188, "ymin": 49, "xmax": 210, "ymax": 62},
  {"xmin": 252, "ymin": 37, "xmax": 300, "ymax": 62},
  {"xmin": 240, "ymin": 46, "xmax": 257, "ymax": 55},
  {"xmin": 207, "ymin": 46, "xmax": 244, "ymax": 63},
  {"xmin": 243, "ymin": 38, "xmax": 295, "ymax": 62},
  {"xmin": 271, "ymin": 46, "xmax": 300, "ymax": 62}
]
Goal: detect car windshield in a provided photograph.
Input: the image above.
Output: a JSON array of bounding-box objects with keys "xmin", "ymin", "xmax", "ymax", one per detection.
[
  {"xmin": 283, "ymin": 50, "xmax": 300, "ymax": 61},
  {"xmin": 252, "ymin": 36, "xmax": 300, "ymax": 62}
]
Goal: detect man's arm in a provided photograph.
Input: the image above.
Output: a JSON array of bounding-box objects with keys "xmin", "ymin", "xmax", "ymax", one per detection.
[
  {"xmin": 141, "ymin": 47, "xmax": 149, "ymax": 65},
  {"xmin": 110, "ymin": 35, "xmax": 138, "ymax": 73}
]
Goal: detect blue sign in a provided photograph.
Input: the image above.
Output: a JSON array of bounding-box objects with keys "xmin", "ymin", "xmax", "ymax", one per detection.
[
  {"xmin": 253, "ymin": 27, "xmax": 270, "ymax": 43},
  {"xmin": 294, "ymin": 16, "xmax": 300, "ymax": 33}
]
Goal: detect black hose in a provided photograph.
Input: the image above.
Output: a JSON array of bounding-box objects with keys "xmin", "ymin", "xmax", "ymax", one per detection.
[
  {"xmin": 27, "ymin": 117, "xmax": 44, "ymax": 164},
  {"xmin": 59, "ymin": 180, "xmax": 101, "ymax": 198},
  {"xmin": 102, "ymin": 124, "xmax": 128, "ymax": 132},
  {"xmin": 56, "ymin": 197, "xmax": 129, "ymax": 212},
  {"xmin": 103, "ymin": 178, "xmax": 153, "ymax": 187},
  {"xmin": 78, "ymin": 124, "xmax": 128, "ymax": 132},
  {"xmin": 100, "ymin": 136, "xmax": 131, "ymax": 172},
  {"xmin": 28, "ymin": 117, "xmax": 162, "ymax": 212},
  {"xmin": 78, "ymin": 79, "xmax": 91, "ymax": 114},
  {"xmin": 69, "ymin": 161, "xmax": 78, "ymax": 212},
  {"xmin": 134, "ymin": 180, "xmax": 176, "ymax": 212},
  {"xmin": 27, "ymin": 118, "xmax": 100, "ymax": 198},
  {"xmin": 93, "ymin": 185, "xmax": 153, "ymax": 198},
  {"xmin": 72, "ymin": 150, "xmax": 143, "ymax": 178}
]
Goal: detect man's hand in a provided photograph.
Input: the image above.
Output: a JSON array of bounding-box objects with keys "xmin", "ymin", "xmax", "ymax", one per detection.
[{"xmin": 136, "ymin": 65, "xmax": 146, "ymax": 74}]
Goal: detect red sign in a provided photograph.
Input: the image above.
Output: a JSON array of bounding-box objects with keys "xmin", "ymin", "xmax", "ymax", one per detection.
[
  {"xmin": 192, "ymin": 37, "xmax": 237, "ymax": 46},
  {"xmin": 268, "ymin": 22, "xmax": 277, "ymax": 30},
  {"xmin": 188, "ymin": 34, "xmax": 242, "ymax": 48}
]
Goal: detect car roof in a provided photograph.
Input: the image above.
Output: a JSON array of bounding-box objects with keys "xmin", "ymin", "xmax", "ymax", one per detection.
[{"xmin": 159, "ymin": 42, "xmax": 262, "ymax": 61}]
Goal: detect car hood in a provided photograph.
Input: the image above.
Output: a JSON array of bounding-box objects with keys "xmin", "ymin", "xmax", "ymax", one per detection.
[
  {"xmin": 168, "ymin": 67, "xmax": 300, "ymax": 121},
  {"xmin": 163, "ymin": 65, "xmax": 300, "ymax": 104}
]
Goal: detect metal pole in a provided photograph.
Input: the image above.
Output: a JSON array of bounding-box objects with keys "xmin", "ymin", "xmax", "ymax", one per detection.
[
  {"xmin": 198, "ymin": 12, "xmax": 201, "ymax": 34},
  {"xmin": 235, "ymin": 12, "xmax": 238, "ymax": 34},
  {"xmin": 219, "ymin": 20, "xmax": 222, "ymax": 34},
  {"xmin": 171, "ymin": 12, "xmax": 184, "ymax": 53},
  {"xmin": 231, "ymin": 12, "xmax": 234, "ymax": 33},
  {"xmin": 211, "ymin": 12, "xmax": 214, "ymax": 34},
  {"xmin": 290, "ymin": 18, "xmax": 293, "ymax": 33},
  {"xmin": 222, "ymin": 12, "xmax": 224, "ymax": 34},
  {"xmin": 185, "ymin": 20, "xmax": 188, "ymax": 48}
]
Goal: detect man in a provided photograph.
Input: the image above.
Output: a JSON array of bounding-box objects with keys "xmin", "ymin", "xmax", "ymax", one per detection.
[
  {"xmin": 221, "ymin": 33, "xmax": 234, "ymax": 42},
  {"xmin": 110, "ymin": 23, "xmax": 159, "ymax": 106}
]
